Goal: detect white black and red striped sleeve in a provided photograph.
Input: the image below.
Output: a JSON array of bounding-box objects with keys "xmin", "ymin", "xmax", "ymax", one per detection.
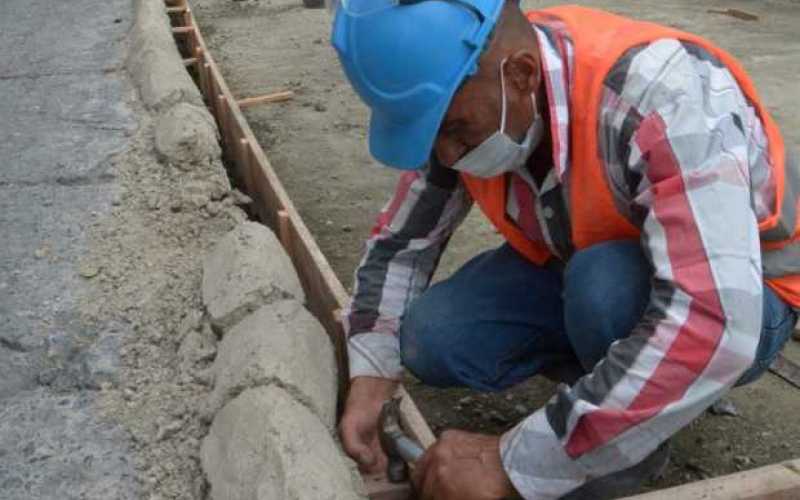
[
  {"xmin": 500, "ymin": 39, "xmax": 765, "ymax": 499},
  {"xmin": 344, "ymin": 160, "xmax": 472, "ymax": 380}
]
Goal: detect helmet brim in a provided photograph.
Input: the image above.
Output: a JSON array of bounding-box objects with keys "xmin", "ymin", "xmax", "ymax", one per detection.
[{"xmin": 368, "ymin": 92, "xmax": 452, "ymax": 170}]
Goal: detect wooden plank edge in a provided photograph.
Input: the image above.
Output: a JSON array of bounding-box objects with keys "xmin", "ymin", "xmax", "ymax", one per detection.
[
  {"xmin": 238, "ymin": 90, "xmax": 295, "ymax": 109},
  {"xmin": 363, "ymin": 474, "xmax": 412, "ymax": 500},
  {"xmin": 623, "ymin": 459, "xmax": 800, "ymax": 500}
]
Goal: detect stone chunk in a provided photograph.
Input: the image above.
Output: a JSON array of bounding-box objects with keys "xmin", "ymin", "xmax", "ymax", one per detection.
[
  {"xmin": 201, "ymin": 386, "xmax": 365, "ymax": 500},
  {"xmin": 206, "ymin": 300, "xmax": 337, "ymax": 429},
  {"xmin": 155, "ymin": 103, "xmax": 221, "ymax": 168},
  {"xmin": 127, "ymin": 0, "xmax": 204, "ymax": 111},
  {"xmin": 203, "ymin": 222, "xmax": 304, "ymax": 333}
]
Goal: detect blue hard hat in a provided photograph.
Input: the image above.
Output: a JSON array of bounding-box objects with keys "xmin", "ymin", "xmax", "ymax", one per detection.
[{"xmin": 331, "ymin": 0, "xmax": 506, "ymax": 170}]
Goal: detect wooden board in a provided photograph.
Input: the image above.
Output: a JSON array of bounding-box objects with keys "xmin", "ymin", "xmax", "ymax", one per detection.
[{"xmin": 624, "ymin": 460, "xmax": 800, "ymax": 500}]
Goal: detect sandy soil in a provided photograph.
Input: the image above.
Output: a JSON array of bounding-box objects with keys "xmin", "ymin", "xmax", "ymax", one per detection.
[{"xmin": 191, "ymin": 0, "xmax": 800, "ymax": 492}]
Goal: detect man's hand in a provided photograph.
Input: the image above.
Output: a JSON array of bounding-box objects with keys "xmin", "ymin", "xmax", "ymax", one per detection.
[
  {"xmin": 339, "ymin": 376, "xmax": 399, "ymax": 474},
  {"xmin": 412, "ymin": 430, "xmax": 518, "ymax": 500}
]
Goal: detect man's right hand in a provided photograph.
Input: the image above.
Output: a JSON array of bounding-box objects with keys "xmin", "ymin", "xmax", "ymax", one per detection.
[{"xmin": 339, "ymin": 376, "xmax": 399, "ymax": 474}]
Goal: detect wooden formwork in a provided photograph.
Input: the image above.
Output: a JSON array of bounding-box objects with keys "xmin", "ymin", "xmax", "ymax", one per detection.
[{"xmin": 165, "ymin": 2, "xmax": 800, "ymax": 499}]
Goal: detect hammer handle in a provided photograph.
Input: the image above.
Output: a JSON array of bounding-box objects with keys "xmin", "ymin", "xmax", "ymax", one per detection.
[{"xmin": 394, "ymin": 435, "xmax": 424, "ymax": 463}]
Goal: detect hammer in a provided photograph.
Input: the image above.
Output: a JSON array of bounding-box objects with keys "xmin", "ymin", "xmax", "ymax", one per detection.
[{"xmin": 378, "ymin": 398, "xmax": 425, "ymax": 483}]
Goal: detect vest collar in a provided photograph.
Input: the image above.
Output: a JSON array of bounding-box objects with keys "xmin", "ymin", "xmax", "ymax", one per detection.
[{"xmin": 531, "ymin": 22, "xmax": 573, "ymax": 182}]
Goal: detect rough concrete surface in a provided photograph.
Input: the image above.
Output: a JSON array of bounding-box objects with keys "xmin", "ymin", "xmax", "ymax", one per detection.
[
  {"xmin": 155, "ymin": 102, "xmax": 222, "ymax": 168},
  {"xmin": 128, "ymin": 0, "xmax": 205, "ymax": 111},
  {"xmin": 206, "ymin": 299, "xmax": 337, "ymax": 428},
  {"xmin": 0, "ymin": 0, "xmax": 139, "ymax": 498},
  {"xmin": 201, "ymin": 386, "xmax": 365, "ymax": 500},
  {"xmin": 192, "ymin": 0, "xmax": 800, "ymax": 492},
  {"xmin": 203, "ymin": 221, "xmax": 305, "ymax": 332},
  {"xmin": 1, "ymin": 0, "xmax": 252, "ymax": 498}
]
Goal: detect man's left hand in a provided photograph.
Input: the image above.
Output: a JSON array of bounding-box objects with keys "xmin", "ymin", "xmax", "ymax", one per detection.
[{"xmin": 411, "ymin": 430, "xmax": 518, "ymax": 500}]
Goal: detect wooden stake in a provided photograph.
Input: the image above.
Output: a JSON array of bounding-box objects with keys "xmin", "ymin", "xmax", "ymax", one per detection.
[
  {"xmin": 237, "ymin": 91, "xmax": 295, "ymax": 109},
  {"xmin": 194, "ymin": 48, "xmax": 206, "ymax": 98},
  {"xmin": 277, "ymin": 210, "xmax": 291, "ymax": 248},
  {"xmin": 172, "ymin": 26, "xmax": 194, "ymax": 35}
]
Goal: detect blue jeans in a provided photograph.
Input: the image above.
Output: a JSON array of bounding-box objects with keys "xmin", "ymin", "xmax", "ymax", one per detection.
[{"xmin": 399, "ymin": 241, "xmax": 796, "ymax": 391}]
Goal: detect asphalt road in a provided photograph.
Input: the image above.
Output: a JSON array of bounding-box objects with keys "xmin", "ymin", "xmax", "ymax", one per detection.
[{"xmin": 0, "ymin": 0, "xmax": 140, "ymax": 497}]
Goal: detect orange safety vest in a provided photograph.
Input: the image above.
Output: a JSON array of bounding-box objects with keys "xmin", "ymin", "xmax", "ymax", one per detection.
[{"xmin": 462, "ymin": 6, "xmax": 800, "ymax": 307}]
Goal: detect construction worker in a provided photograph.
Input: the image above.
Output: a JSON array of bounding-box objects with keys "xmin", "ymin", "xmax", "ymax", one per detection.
[{"xmin": 330, "ymin": 1, "xmax": 799, "ymax": 498}]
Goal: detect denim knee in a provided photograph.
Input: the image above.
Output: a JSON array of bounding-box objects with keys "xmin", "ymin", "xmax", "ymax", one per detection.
[
  {"xmin": 736, "ymin": 286, "xmax": 797, "ymax": 386},
  {"xmin": 564, "ymin": 241, "xmax": 651, "ymax": 371},
  {"xmin": 399, "ymin": 295, "xmax": 459, "ymax": 387}
]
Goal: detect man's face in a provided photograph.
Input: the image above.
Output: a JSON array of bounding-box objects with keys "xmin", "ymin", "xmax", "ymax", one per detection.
[
  {"xmin": 433, "ymin": 52, "xmax": 540, "ymax": 168},
  {"xmin": 434, "ymin": 73, "xmax": 503, "ymax": 168}
]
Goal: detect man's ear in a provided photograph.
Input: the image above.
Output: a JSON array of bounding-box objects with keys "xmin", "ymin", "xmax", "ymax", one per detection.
[{"xmin": 505, "ymin": 50, "xmax": 539, "ymax": 95}]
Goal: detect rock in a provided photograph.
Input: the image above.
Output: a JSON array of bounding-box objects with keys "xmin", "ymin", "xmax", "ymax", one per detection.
[
  {"xmin": 487, "ymin": 410, "xmax": 509, "ymax": 425},
  {"xmin": 228, "ymin": 189, "xmax": 253, "ymax": 206},
  {"xmin": 313, "ymin": 102, "xmax": 327, "ymax": 112},
  {"xmin": 79, "ymin": 263, "xmax": 101, "ymax": 279},
  {"xmin": 202, "ymin": 222, "xmax": 304, "ymax": 333},
  {"xmin": 201, "ymin": 387, "xmax": 365, "ymax": 500},
  {"xmin": 127, "ymin": 0, "xmax": 204, "ymax": 111},
  {"xmin": 514, "ymin": 404, "xmax": 528, "ymax": 415},
  {"xmin": 156, "ymin": 420, "xmax": 184, "ymax": 442},
  {"xmin": 154, "ymin": 103, "xmax": 221, "ymax": 168},
  {"xmin": 206, "ymin": 300, "xmax": 337, "ymax": 429},
  {"xmin": 708, "ymin": 398, "xmax": 739, "ymax": 417},
  {"xmin": 34, "ymin": 246, "xmax": 49, "ymax": 259},
  {"xmin": 206, "ymin": 201, "xmax": 222, "ymax": 217},
  {"xmin": 178, "ymin": 327, "xmax": 217, "ymax": 367}
]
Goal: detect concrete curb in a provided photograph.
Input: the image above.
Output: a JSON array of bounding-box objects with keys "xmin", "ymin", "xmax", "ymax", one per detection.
[
  {"xmin": 200, "ymin": 222, "xmax": 365, "ymax": 499},
  {"xmin": 128, "ymin": 0, "xmax": 221, "ymax": 171},
  {"xmin": 205, "ymin": 299, "xmax": 338, "ymax": 429},
  {"xmin": 125, "ymin": 2, "xmax": 365, "ymax": 496},
  {"xmin": 128, "ymin": 0, "xmax": 204, "ymax": 111},
  {"xmin": 201, "ymin": 386, "xmax": 364, "ymax": 500},
  {"xmin": 202, "ymin": 221, "xmax": 305, "ymax": 333}
]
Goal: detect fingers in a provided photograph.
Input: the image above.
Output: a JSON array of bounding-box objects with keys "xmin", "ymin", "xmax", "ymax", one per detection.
[
  {"xmin": 420, "ymin": 460, "xmax": 440, "ymax": 500},
  {"xmin": 339, "ymin": 419, "xmax": 375, "ymax": 468}
]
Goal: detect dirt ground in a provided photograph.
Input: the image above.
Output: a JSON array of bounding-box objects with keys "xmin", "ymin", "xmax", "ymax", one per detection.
[
  {"xmin": 84, "ymin": 92, "xmax": 247, "ymax": 499},
  {"xmin": 191, "ymin": 0, "xmax": 800, "ymax": 493}
]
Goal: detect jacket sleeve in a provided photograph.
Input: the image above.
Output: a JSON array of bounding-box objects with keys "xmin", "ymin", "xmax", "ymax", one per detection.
[
  {"xmin": 344, "ymin": 159, "xmax": 472, "ymax": 380},
  {"xmin": 499, "ymin": 39, "xmax": 764, "ymax": 499}
]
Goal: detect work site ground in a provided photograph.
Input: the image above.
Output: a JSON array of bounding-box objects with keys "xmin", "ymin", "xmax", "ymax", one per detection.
[
  {"xmin": 190, "ymin": 0, "xmax": 800, "ymax": 493},
  {"xmin": 2, "ymin": 0, "xmax": 799, "ymax": 498}
]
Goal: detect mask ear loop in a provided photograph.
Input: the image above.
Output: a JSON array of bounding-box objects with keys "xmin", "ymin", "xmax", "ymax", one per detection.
[{"xmin": 499, "ymin": 57, "xmax": 508, "ymax": 134}]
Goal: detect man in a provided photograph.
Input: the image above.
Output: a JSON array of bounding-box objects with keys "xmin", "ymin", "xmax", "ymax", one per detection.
[{"xmin": 330, "ymin": 1, "xmax": 799, "ymax": 499}]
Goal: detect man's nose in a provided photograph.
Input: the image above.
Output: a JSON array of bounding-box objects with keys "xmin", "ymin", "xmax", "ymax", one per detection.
[{"xmin": 434, "ymin": 137, "xmax": 467, "ymax": 168}]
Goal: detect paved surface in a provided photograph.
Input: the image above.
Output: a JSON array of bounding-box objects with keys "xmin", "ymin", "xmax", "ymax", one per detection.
[{"xmin": 0, "ymin": 0, "xmax": 140, "ymax": 498}]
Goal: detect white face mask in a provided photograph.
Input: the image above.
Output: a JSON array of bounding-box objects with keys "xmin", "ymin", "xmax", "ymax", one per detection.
[{"xmin": 450, "ymin": 59, "xmax": 544, "ymax": 178}]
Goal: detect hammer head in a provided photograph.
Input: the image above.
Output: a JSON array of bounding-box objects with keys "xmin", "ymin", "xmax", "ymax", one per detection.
[
  {"xmin": 378, "ymin": 398, "xmax": 404, "ymax": 454},
  {"xmin": 378, "ymin": 397, "xmax": 410, "ymax": 483}
]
